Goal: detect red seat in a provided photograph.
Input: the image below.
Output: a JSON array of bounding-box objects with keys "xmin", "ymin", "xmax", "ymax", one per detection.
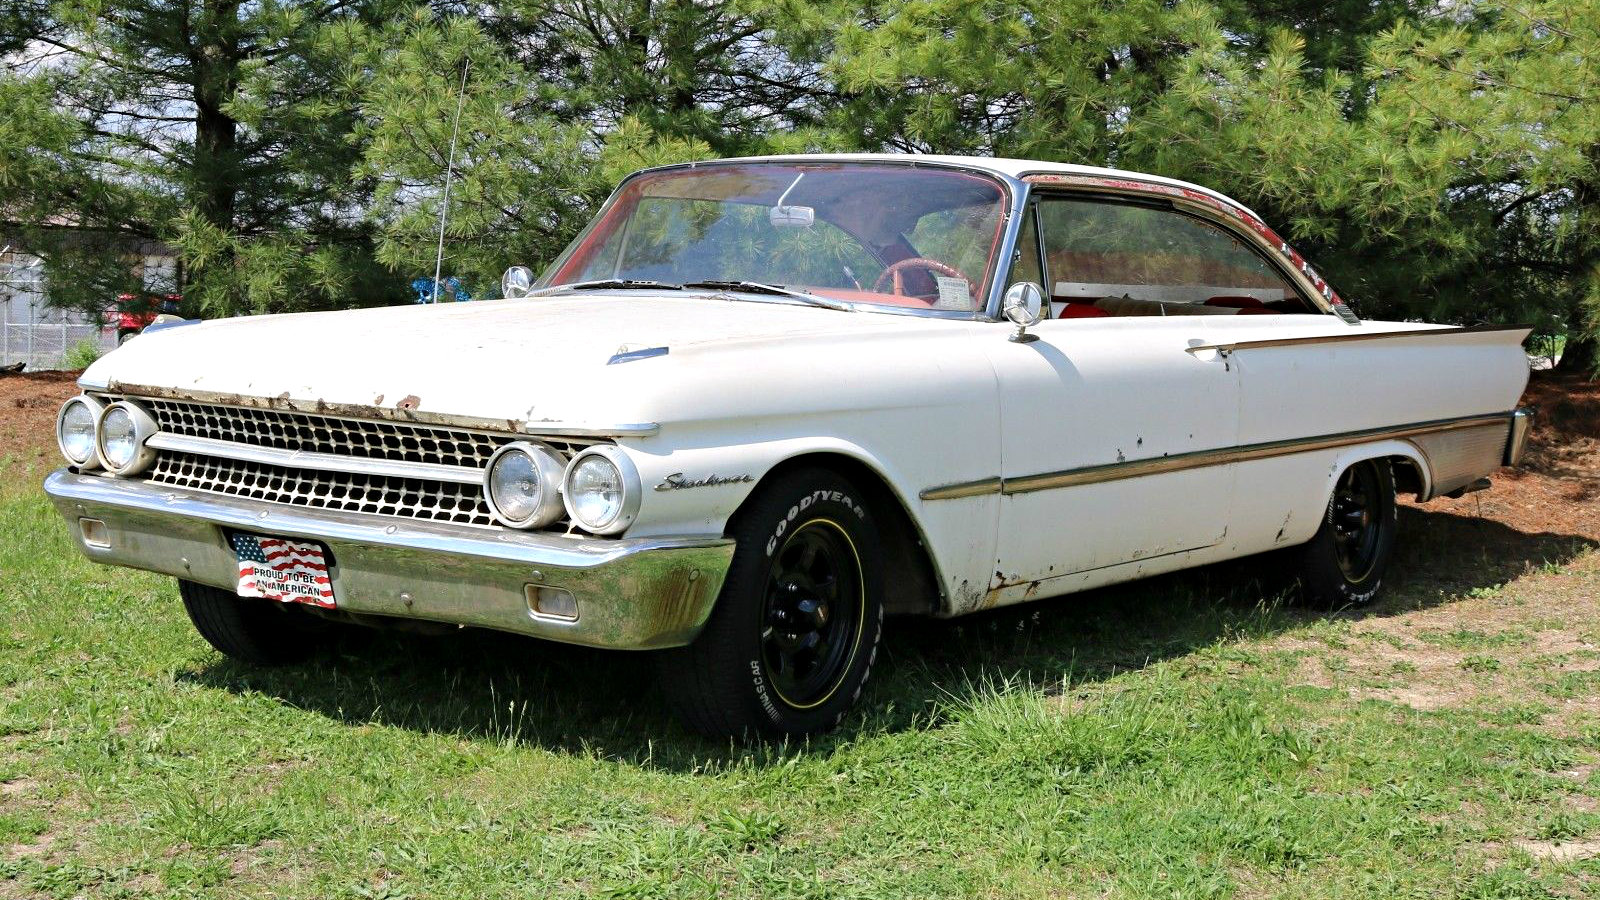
[{"xmin": 1058, "ymin": 302, "xmax": 1109, "ymax": 318}]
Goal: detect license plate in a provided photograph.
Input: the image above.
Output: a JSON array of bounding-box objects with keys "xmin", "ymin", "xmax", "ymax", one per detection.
[{"xmin": 230, "ymin": 532, "xmax": 336, "ymax": 608}]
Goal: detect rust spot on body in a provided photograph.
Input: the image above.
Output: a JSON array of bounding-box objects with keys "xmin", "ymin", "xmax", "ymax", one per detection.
[{"xmin": 397, "ymin": 395, "xmax": 421, "ymax": 410}]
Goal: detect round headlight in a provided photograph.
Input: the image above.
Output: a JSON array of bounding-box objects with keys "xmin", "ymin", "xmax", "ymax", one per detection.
[
  {"xmin": 562, "ymin": 447, "xmax": 641, "ymax": 535},
  {"xmin": 501, "ymin": 265, "xmax": 534, "ymax": 299},
  {"xmin": 484, "ymin": 441, "xmax": 566, "ymax": 529},
  {"xmin": 57, "ymin": 395, "xmax": 104, "ymax": 467},
  {"xmin": 95, "ymin": 400, "xmax": 158, "ymax": 475}
]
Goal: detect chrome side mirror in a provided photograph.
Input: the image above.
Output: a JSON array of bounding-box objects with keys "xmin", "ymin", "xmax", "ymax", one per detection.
[
  {"xmin": 501, "ymin": 265, "xmax": 534, "ymax": 299},
  {"xmin": 1003, "ymin": 282, "xmax": 1045, "ymax": 343}
]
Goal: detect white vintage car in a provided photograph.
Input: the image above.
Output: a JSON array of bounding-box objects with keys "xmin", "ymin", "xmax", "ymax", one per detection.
[{"xmin": 47, "ymin": 155, "xmax": 1534, "ymax": 736}]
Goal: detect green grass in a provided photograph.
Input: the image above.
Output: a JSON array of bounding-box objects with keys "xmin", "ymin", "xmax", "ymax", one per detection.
[{"xmin": 4, "ymin": 455, "xmax": 1600, "ymax": 898}]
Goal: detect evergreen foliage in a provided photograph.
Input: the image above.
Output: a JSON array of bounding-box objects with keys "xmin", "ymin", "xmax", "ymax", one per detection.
[{"xmin": 1, "ymin": 0, "xmax": 1595, "ymax": 368}]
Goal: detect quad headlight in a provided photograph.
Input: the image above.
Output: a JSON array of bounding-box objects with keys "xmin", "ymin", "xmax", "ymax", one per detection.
[
  {"xmin": 95, "ymin": 400, "xmax": 159, "ymax": 475},
  {"xmin": 562, "ymin": 446, "xmax": 640, "ymax": 535},
  {"xmin": 484, "ymin": 441, "xmax": 567, "ymax": 529},
  {"xmin": 56, "ymin": 395, "xmax": 105, "ymax": 468}
]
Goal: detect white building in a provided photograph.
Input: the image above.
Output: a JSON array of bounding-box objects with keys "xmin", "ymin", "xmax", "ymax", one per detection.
[{"xmin": 1, "ymin": 239, "xmax": 179, "ymax": 370}]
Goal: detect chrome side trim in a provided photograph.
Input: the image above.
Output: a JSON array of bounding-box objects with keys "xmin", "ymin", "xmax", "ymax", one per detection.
[
  {"xmin": 920, "ymin": 477, "xmax": 1004, "ymax": 502},
  {"xmin": 1505, "ymin": 407, "xmax": 1535, "ymax": 467},
  {"xmin": 920, "ymin": 411, "xmax": 1517, "ymax": 501},
  {"xmin": 1186, "ymin": 324, "xmax": 1533, "ymax": 356},
  {"xmin": 105, "ymin": 382, "xmax": 661, "ymax": 438},
  {"xmin": 146, "ymin": 433, "xmax": 485, "ymax": 485}
]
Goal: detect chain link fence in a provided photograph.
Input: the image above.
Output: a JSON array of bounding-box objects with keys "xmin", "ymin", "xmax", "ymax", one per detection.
[
  {"xmin": 1, "ymin": 321, "xmax": 118, "ymax": 371},
  {"xmin": 2, "ymin": 247, "xmax": 118, "ymax": 371}
]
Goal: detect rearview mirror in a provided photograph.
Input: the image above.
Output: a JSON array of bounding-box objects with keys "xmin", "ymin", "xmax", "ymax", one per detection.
[
  {"xmin": 769, "ymin": 205, "xmax": 815, "ymax": 228},
  {"xmin": 1003, "ymin": 282, "xmax": 1044, "ymax": 343}
]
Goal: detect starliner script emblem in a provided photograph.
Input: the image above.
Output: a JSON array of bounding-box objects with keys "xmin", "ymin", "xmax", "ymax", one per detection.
[{"xmin": 654, "ymin": 472, "xmax": 756, "ymax": 492}]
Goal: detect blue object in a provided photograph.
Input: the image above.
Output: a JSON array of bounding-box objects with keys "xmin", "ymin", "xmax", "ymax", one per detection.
[{"xmin": 411, "ymin": 276, "xmax": 475, "ymax": 303}]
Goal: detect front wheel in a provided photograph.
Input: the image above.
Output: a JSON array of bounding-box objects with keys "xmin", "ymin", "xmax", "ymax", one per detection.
[
  {"xmin": 658, "ymin": 469, "xmax": 885, "ymax": 738},
  {"xmin": 1290, "ymin": 459, "xmax": 1398, "ymax": 608}
]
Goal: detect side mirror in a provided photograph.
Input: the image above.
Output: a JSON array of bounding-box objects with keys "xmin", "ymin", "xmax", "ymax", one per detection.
[
  {"xmin": 501, "ymin": 265, "xmax": 534, "ymax": 299},
  {"xmin": 1003, "ymin": 282, "xmax": 1045, "ymax": 343}
]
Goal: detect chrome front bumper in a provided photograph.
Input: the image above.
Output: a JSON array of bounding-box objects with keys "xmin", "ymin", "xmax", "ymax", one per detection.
[{"xmin": 44, "ymin": 470, "xmax": 734, "ymax": 650}]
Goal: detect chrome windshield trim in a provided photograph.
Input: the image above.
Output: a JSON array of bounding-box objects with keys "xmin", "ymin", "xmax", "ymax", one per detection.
[
  {"xmin": 920, "ymin": 411, "xmax": 1518, "ymax": 501},
  {"xmin": 146, "ymin": 433, "xmax": 485, "ymax": 485},
  {"xmin": 101, "ymin": 382, "xmax": 660, "ymax": 438}
]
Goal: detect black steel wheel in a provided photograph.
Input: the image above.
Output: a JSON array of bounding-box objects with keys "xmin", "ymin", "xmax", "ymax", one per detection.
[
  {"xmin": 1291, "ymin": 459, "xmax": 1398, "ymax": 608},
  {"xmin": 761, "ymin": 519, "xmax": 866, "ymax": 710},
  {"xmin": 657, "ymin": 468, "xmax": 884, "ymax": 738}
]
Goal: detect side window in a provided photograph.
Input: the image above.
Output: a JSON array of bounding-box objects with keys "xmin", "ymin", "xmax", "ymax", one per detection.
[{"xmin": 1037, "ymin": 197, "xmax": 1309, "ymax": 318}]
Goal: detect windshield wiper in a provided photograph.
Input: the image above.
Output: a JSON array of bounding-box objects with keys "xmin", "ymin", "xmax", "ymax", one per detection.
[
  {"xmin": 681, "ymin": 280, "xmax": 851, "ymax": 311},
  {"xmin": 530, "ymin": 279, "xmax": 683, "ymax": 296}
]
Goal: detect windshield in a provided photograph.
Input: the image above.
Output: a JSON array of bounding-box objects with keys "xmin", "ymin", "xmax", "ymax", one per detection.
[{"xmin": 541, "ymin": 162, "xmax": 1011, "ymax": 313}]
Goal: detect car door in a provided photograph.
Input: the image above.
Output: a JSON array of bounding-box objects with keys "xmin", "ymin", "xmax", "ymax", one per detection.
[{"xmin": 985, "ymin": 194, "xmax": 1307, "ymax": 591}]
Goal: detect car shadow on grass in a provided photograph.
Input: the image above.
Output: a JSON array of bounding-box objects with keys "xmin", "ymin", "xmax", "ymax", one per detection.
[{"xmin": 179, "ymin": 506, "xmax": 1596, "ymax": 769}]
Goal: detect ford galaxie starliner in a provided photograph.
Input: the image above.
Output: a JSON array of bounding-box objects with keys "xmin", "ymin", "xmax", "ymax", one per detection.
[{"xmin": 47, "ymin": 155, "xmax": 1534, "ymax": 736}]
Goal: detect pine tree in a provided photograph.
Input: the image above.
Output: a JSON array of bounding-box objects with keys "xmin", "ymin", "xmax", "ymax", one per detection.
[{"xmin": 4, "ymin": 0, "xmax": 405, "ymax": 318}]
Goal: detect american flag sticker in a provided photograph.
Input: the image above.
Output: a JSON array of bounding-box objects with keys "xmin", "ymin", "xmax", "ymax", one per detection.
[{"xmin": 232, "ymin": 533, "xmax": 336, "ymax": 608}]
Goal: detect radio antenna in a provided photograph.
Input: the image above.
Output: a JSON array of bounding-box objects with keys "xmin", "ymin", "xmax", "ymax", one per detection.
[{"xmin": 431, "ymin": 58, "xmax": 472, "ymax": 303}]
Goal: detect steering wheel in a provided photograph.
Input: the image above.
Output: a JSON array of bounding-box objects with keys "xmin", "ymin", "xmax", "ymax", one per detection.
[{"xmin": 871, "ymin": 257, "xmax": 975, "ymax": 302}]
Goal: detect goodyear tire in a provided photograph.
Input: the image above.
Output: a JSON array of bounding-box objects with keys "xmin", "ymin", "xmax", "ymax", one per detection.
[
  {"xmin": 178, "ymin": 579, "xmax": 324, "ymax": 665},
  {"xmin": 1291, "ymin": 459, "xmax": 1398, "ymax": 608},
  {"xmin": 659, "ymin": 468, "xmax": 885, "ymax": 738}
]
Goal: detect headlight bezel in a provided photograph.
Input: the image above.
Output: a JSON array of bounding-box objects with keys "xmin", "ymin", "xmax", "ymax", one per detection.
[
  {"xmin": 483, "ymin": 440, "xmax": 567, "ymax": 529},
  {"xmin": 562, "ymin": 445, "xmax": 641, "ymax": 536},
  {"xmin": 94, "ymin": 400, "xmax": 159, "ymax": 475},
  {"xmin": 56, "ymin": 395, "xmax": 105, "ymax": 469}
]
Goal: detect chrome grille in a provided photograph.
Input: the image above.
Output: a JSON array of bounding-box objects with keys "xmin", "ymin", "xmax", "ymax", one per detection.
[
  {"xmin": 127, "ymin": 398, "xmax": 600, "ymax": 530},
  {"xmin": 153, "ymin": 451, "xmax": 495, "ymax": 526},
  {"xmin": 145, "ymin": 399, "xmax": 601, "ymax": 467}
]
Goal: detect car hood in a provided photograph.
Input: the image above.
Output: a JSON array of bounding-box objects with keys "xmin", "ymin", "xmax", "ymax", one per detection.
[{"xmin": 80, "ymin": 293, "xmax": 925, "ymax": 429}]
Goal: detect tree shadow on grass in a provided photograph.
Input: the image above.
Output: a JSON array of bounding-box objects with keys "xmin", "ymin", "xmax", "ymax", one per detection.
[{"xmin": 179, "ymin": 506, "xmax": 1596, "ymax": 770}]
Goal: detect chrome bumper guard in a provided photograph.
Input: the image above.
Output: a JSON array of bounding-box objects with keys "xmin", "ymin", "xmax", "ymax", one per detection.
[
  {"xmin": 44, "ymin": 470, "xmax": 734, "ymax": 650},
  {"xmin": 1504, "ymin": 407, "xmax": 1535, "ymax": 467}
]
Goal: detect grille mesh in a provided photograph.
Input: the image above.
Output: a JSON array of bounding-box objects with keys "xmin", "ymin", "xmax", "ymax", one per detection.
[
  {"xmin": 131, "ymin": 398, "xmax": 598, "ymax": 530},
  {"xmin": 144, "ymin": 399, "xmax": 568, "ymax": 467},
  {"xmin": 153, "ymin": 451, "xmax": 496, "ymax": 526}
]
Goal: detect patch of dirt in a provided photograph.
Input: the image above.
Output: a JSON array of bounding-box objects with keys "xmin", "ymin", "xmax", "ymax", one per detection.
[
  {"xmin": 1419, "ymin": 371, "xmax": 1600, "ymax": 542},
  {"xmin": 0, "ymin": 369, "xmax": 80, "ymax": 463},
  {"xmin": 1510, "ymin": 837, "xmax": 1600, "ymax": 863},
  {"xmin": 1276, "ymin": 372, "xmax": 1600, "ymax": 714}
]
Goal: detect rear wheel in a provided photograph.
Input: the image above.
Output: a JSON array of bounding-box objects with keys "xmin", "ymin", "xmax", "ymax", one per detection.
[
  {"xmin": 1290, "ymin": 459, "xmax": 1397, "ymax": 608},
  {"xmin": 658, "ymin": 469, "xmax": 885, "ymax": 738},
  {"xmin": 178, "ymin": 579, "xmax": 326, "ymax": 664}
]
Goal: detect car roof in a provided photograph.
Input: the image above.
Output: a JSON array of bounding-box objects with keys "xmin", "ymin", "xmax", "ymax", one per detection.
[{"xmin": 656, "ymin": 153, "xmax": 1266, "ymax": 223}]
